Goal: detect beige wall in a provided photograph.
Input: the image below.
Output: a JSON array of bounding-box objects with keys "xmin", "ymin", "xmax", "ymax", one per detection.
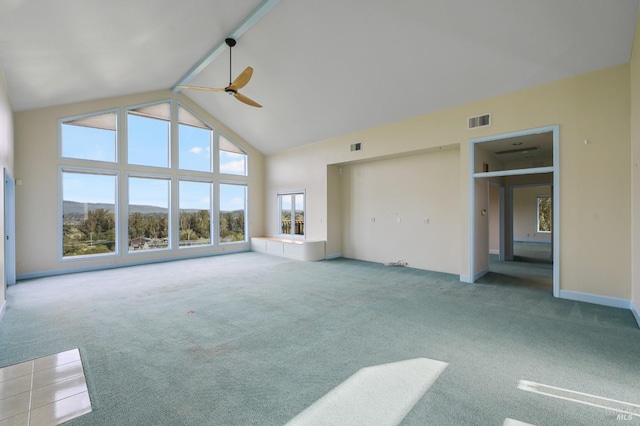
[
  {"xmin": 513, "ymin": 186, "xmax": 552, "ymax": 242},
  {"xmin": 340, "ymin": 148, "xmax": 460, "ymax": 274},
  {"xmin": 265, "ymin": 63, "xmax": 631, "ymax": 299},
  {"xmin": 14, "ymin": 90, "xmax": 264, "ymax": 277},
  {"xmin": 631, "ymin": 13, "xmax": 640, "ymax": 319},
  {"xmin": 0, "ymin": 69, "xmax": 15, "ymax": 306}
]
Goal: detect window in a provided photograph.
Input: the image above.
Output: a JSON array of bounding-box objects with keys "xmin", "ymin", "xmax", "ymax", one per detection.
[
  {"xmin": 219, "ymin": 183, "xmax": 247, "ymax": 243},
  {"xmin": 128, "ymin": 176, "xmax": 170, "ymax": 251},
  {"xmin": 127, "ymin": 102, "xmax": 170, "ymax": 168},
  {"xmin": 219, "ymin": 134, "xmax": 247, "ymax": 176},
  {"xmin": 62, "ymin": 170, "xmax": 117, "ymax": 257},
  {"xmin": 178, "ymin": 105, "xmax": 213, "ymax": 172},
  {"xmin": 60, "ymin": 110, "xmax": 117, "ymax": 162},
  {"xmin": 179, "ymin": 180, "xmax": 212, "ymax": 247},
  {"xmin": 279, "ymin": 192, "xmax": 304, "ymax": 237},
  {"xmin": 537, "ymin": 195, "xmax": 552, "ymax": 233}
]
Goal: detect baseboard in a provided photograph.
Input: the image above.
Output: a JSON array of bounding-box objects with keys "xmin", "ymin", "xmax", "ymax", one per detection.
[
  {"xmin": 489, "ymin": 249, "xmax": 499, "ymax": 255},
  {"xmin": 631, "ymin": 301, "xmax": 640, "ymax": 328},
  {"xmin": 559, "ymin": 290, "xmax": 630, "ymax": 310},
  {"xmin": 325, "ymin": 253, "xmax": 342, "ymax": 260},
  {"xmin": 513, "ymin": 239, "xmax": 551, "ymax": 244},
  {"xmin": 16, "ymin": 248, "xmax": 251, "ymax": 281},
  {"xmin": 460, "ymin": 267, "xmax": 489, "ymax": 283}
]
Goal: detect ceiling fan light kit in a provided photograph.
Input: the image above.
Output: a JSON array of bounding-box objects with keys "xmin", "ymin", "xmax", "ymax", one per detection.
[{"xmin": 177, "ymin": 38, "xmax": 262, "ymax": 108}]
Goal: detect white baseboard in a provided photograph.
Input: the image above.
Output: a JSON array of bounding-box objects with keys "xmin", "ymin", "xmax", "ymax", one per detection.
[
  {"xmin": 460, "ymin": 267, "xmax": 489, "ymax": 283},
  {"xmin": 631, "ymin": 301, "xmax": 640, "ymax": 328},
  {"xmin": 489, "ymin": 249, "xmax": 499, "ymax": 255},
  {"xmin": 16, "ymin": 248, "xmax": 250, "ymax": 281},
  {"xmin": 325, "ymin": 253, "xmax": 342, "ymax": 260},
  {"xmin": 513, "ymin": 239, "xmax": 551, "ymax": 244},
  {"xmin": 559, "ymin": 290, "xmax": 630, "ymax": 310}
]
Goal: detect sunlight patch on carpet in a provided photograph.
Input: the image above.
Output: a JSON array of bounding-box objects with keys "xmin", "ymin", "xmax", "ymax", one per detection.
[{"xmin": 285, "ymin": 357, "xmax": 448, "ymax": 426}]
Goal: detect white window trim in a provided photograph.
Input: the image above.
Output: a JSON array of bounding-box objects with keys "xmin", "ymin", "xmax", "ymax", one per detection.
[
  {"xmin": 177, "ymin": 102, "xmax": 215, "ymax": 174},
  {"xmin": 218, "ymin": 131, "xmax": 249, "ymax": 177},
  {"xmin": 125, "ymin": 100, "xmax": 173, "ymax": 169},
  {"xmin": 59, "ymin": 108, "xmax": 120, "ymax": 165},
  {"xmin": 178, "ymin": 177, "xmax": 215, "ymax": 249}
]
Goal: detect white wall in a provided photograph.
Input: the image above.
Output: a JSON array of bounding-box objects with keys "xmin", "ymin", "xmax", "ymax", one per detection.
[
  {"xmin": 340, "ymin": 148, "xmax": 460, "ymax": 274},
  {"xmin": 630, "ymin": 12, "xmax": 640, "ymax": 324},
  {"xmin": 0, "ymin": 69, "xmax": 15, "ymax": 308},
  {"xmin": 265, "ymin": 63, "xmax": 631, "ymax": 300}
]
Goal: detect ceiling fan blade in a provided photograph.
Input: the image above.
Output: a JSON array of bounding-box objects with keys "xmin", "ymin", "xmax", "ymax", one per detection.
[
  {"xmin": 176, "ymin": 85, "xmax": 225, "ymax": 92},
  {"xmin": 234, "ymin": 92, "xmax": 262, "ymax": 108},
  {"xmin": 231, "ymin": 67, "xmax": 253, "ymax": 90}
]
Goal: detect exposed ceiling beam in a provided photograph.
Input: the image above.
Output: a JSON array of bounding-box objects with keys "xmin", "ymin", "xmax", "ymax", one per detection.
[{"xmin": 172, "ymin": 0, "xmax": 281, "ymax": 92}]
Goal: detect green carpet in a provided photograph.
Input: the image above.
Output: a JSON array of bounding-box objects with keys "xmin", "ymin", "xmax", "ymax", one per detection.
[{"xmin": 0, "ymin": 253, "xmax": 638, "ymax": 425}]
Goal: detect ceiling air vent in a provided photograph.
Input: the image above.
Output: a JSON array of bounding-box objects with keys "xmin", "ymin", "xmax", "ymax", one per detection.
[
  {"xmin": 468, "ymin": 113, "xmax": 491, "ymax": 129},
  {"xmin": 350, "ymin": 142, "xmax": 362, "ymax": 152}
]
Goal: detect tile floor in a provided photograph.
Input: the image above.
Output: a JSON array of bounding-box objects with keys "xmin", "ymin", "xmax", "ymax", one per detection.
[{"xmin": 0, "ymin": 349, "xmax": 91, "ymax": 426}]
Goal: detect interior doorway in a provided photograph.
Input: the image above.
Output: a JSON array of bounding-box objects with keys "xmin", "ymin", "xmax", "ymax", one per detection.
[{"xmin": 467, "ymin": 125, "xmax": 559, "ymax": 297}]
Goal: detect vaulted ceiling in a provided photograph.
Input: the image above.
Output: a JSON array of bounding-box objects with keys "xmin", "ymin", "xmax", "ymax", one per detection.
[{"xmin": 1, "ymin": 0, "xmax": 638, "ymax": 154}]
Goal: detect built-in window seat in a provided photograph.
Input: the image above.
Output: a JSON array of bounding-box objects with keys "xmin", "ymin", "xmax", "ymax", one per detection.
[{"xmin": 250, "ymin": 237, "xmax": 325, "ymax": 261}]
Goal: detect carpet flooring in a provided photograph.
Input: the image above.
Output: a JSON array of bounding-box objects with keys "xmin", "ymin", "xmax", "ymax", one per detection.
[{"xmin": 0, "ymin": 252, "xmax": 638, "ymax": 425}]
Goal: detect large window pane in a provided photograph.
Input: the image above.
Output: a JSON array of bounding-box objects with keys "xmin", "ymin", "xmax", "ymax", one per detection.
[
  {"xmin": 220, "ymin": 184, "xmax": 246, "ymax": 243},
  {"xmin": 219, "ymin": 134, "xmax": 247, "ymax": 176},
  {"xmin": 294, "ymin": 194, "xmax": 305, "ymax": 236},
  {"xmin": 279, "ymin": 192, "xmax": 304, "ymax": 236},
  {"xmin": 128, "ymin": 177, "xmax": 170, "ymax": 251},
  {"xmin": 179, "ymin": 180, "xmax": 212, "ymax": 247},
  {"xmin": 179, "ymin": 106, "xmax": 213, "ymax": 172},
  {"xmin": 128, "ymin": 103, "xmax": 170, "ymax": 167},
  {"xmin": 62, "ymin": 171, "xmax": 117, "ymax": 257},
  {"xmin": 61, "ymin": 111, "xmax": 117, "ymax": 162}
]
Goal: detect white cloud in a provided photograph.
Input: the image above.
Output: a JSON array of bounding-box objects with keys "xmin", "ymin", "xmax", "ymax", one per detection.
[
  {"xmin": 220, "ymin": 159, "xmax": 245, "ymax": 174},
  {"xmin": 189, "ymin": 146, "xmax": 203, "ymax": 155}
]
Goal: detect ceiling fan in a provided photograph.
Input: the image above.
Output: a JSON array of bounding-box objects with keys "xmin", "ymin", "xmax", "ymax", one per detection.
[{"xmin": 177, "ymin": 38, "xmax": 262, "ymax": 108}]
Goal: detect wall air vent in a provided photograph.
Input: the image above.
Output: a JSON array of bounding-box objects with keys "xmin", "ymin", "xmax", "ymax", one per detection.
[
  {"xmin": 350, "ymin": 142, "xmax": 362, "ymax": 152},
  {"xmin": 495, "ymin": 146, "xmax": 538, "ymax": 155},
  {"xmin": 468, "ymin": 113, "xmax": 491, "ymax": 129}
]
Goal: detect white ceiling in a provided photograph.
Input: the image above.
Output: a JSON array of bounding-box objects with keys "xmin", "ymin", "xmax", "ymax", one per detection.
[{"xmin": 1, "ymin": 0, "xmax": 638, "ymax": 155}]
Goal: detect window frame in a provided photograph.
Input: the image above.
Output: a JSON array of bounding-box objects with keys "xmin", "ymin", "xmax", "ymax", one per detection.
[
  {"xmin": 178, "ymin": 177, "xmax": 214, "ymax": 249},
  {"xmin": 177, "ymin": 102, "xmax": 215, "ymax": 173},
  {"xmin": 218, "ymin": 132, "xmax": 249, "ymax": 177},
  {"xmin": 536, "ymin": 195, "xmax": 552, "ymax": 233},
  {"xmin": 59, "ymin": 108, "xmax": 119, "ymax": 164},
  {"xmin": 126, "ymin": 100, "xmax": 172, "ymax": 169},
  {"xmin": 126, "ymin": 172, "xmax": 173, "ymax": 253},
  {"xmin": 219, "ymin": 181, "xmax": 248, "ymax": 245},
  {"xmin": 59, "ymin": 166, "xmax": 120, "ymax": 261},
  {"xmin": 277, "ymin": 190, "xmax": 305, "ymax": 238}
]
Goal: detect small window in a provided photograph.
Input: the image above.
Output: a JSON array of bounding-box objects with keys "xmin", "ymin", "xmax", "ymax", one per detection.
[
  {"xmin": 220, "ymin": 183, "xmax": 247, "ymax": 243},
  {"xmin": 178, "ymin": 105, "xmax": 213, "ymax": 172},
  {"xmin": 61, "ymin": 110, "xmax": 117, "ymax": 162},
  {"xmin": 128, "ymin": 176, "xmax": 170, "ymax": 251},
  {"xmin": 537, "ymin": 195, "xmax": 552, "ymax": 233},
  {"xmin": 127, "ymin": 102, "xmax": 171, "ymax": 168},
  {"xmin": 179, "ymin": 180, "xmax": 212, "ymax": 247},
  {"xmin": 62, "ymin": 170, "xmax": 117, "ymax": 257},
  {"xmin": 279, "ymin": 192, "xmax": 304, "ymax": 237},
  {"xmin": 219, "ymin": 134, "xmax": 247, "ymax": 176}
]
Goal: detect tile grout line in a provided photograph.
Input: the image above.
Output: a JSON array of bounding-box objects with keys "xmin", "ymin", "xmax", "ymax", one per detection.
[{"xmin": 27, "ymin": 360, "xmax": 34, "ymax": 426}]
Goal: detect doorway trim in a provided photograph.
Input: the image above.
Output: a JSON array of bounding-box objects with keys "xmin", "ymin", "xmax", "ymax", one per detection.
[
  {"xmin": 4, "ymin": 169, "xmax": 16, "ymax": 286},
  {"xmin": 466, "ymin": 125, "xmax": 560, "ymax": 298}
]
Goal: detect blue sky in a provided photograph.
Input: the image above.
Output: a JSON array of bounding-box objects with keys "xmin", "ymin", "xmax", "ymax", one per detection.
[{"xmin": 62, "ymin": 116, "xmax": 247, "ymax": 212}]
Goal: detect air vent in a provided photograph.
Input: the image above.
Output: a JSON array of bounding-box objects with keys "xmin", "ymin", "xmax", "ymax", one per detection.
[
  {"xmin": 495, "ymin": 146, "xmax": 538, "ymax": 155},
  {"xmin": 350, "ymin": 142, "xmax": 362, "ymax": 152},
  {"xmin": 468, "ymin": 113, "xmax": 491, "ymax": 129}
]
